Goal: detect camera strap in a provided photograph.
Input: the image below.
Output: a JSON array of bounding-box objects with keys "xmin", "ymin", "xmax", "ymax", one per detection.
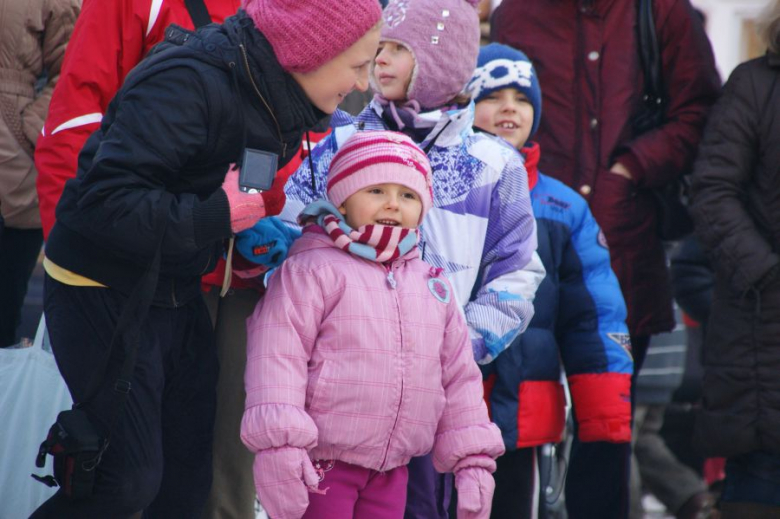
[
  {"xmin": 78, "ymin": 195, "xmax": 172, "ymax": 452},
  {"xmin": 184, "ymin": 0, "xmax": 213, "ymax": 29}
]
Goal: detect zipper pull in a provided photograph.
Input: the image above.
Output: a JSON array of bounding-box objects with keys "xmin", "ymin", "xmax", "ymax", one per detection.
[{"xmin": 386, "ymin": 270, "xmax": 397, "ymax": 289}]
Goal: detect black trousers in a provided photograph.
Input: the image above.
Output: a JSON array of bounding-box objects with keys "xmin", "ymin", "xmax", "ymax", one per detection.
[
  {"xmin": 30, "ymin": 276, "xmax": 218, "ymax": 519},
  {"xmin": 0, "ymin": 226, "xmax": 42, "ymax": 346},
  {"xmin": 491, "ymin": 448, "xmax": 539, "ymax": 519}
]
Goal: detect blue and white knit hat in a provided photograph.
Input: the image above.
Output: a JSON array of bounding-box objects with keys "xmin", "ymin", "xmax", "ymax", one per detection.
[{"xmin": 466, "ymin": 43, "xmax": 542, "ymax": 139}]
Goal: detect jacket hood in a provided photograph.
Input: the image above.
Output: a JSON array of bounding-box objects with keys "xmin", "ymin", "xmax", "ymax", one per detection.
[{"xmin": 366, "ymin": 97, "xmax": 476, "ymax": 149}]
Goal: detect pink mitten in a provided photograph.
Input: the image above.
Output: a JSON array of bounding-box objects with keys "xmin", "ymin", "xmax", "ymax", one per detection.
[
  {"xmin": 253, "ymin": 447, "xmax": 320, "ymax": 519},
  {"xmin": 221, "ymin": 164, "xmax": 267, "ymax": 233},
  {"xmin": 233, "ymin": 264, "xmax": 269, "ymax": 280},
  {"xmin": 455, "ymin": 467, "xmax": 496, "ymax": 519}
]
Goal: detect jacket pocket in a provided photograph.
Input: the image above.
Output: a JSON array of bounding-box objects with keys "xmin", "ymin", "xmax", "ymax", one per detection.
[
  {"xmin": 0, "ymin": 93, "xmax": 34, "ymax": 157},
  {"xmin": 593, "ymin": 170, "xmax": 640, "ymax": 236}
]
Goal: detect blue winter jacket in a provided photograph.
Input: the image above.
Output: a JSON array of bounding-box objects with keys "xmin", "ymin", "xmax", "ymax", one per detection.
[{"xmin": 482, "ymin": 143, "xmax": 633, "ymax": 448}]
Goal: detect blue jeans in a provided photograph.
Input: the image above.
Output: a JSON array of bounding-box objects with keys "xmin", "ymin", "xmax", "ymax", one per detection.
[{"xmin": 721, "ymin": 451, "xmax": 780, "ymax": 506}]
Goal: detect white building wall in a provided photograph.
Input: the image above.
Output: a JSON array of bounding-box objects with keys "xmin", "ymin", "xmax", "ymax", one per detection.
[{"xmin": 691, "ymin": 0, "xmax": 773, "ymax": 80}]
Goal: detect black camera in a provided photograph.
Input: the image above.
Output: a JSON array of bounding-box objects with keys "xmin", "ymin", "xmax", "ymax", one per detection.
[{"xmin": 239, "ymin": 148, "xmax": 278, "ymax": 193}]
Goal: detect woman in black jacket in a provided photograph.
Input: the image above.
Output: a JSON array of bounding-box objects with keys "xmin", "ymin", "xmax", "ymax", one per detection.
[
  {"xmin": 689, "ymin": 3, "xmax": 780, "ymax": 517},
  {"xmin": 31, "ymin": 1, "xmax": 382, "ymax": 517}
]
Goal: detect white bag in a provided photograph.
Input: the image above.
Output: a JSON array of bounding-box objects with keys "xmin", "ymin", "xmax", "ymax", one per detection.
[{"xmin": 0, "ymin": 317, "xmax": 72, "ymax": 519}]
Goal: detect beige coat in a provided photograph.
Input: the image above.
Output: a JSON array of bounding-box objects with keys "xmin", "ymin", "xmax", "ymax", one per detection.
[{"xmin": 0, "ymin": 0, "xmax": 79, "ymax": 228}]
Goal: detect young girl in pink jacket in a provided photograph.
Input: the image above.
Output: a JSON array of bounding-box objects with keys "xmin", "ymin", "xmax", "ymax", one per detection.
[{"xmin": 240, "ymin": 130, "xmax": 504, "ymax": 519}]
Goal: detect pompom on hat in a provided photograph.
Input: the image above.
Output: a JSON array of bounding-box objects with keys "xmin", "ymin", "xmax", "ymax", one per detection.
[
  {"xmin": 466, "ymin": 43, "xmax": 543, "ymax": 139},
  {"xmin": 243, "ymin": 0, "xmax": 382, "ymax": 74},
  {"xmin": 375, "ymin": 0, "xmax": 481, "ymax": 109},
  {"xmin": 327, "ymin": 131, "xmax": 434, "ymax": 224}
]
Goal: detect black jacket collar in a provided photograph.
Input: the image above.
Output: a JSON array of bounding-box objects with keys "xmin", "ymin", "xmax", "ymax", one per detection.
[{"xmin": 222, "ymin": 12, "xmax": 327, "ymax": 150}]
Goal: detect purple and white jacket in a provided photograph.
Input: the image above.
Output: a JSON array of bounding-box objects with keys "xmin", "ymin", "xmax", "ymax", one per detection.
[{"xmin": 282, "ymin": 100, "xmax": 544, "ymax": 363}]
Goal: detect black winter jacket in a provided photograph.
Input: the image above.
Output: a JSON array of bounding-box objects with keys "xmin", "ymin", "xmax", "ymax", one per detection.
[
  {"xmin": 45, "ymin": 11, "xmax": 324, "ymax": 306},
  {"xmin": 690, "ymin": 52, "xmax": 780, "ymax": 457},
  {"xmin": 670, "ymin": 236, "xmax": 713, "ymax": 325}
]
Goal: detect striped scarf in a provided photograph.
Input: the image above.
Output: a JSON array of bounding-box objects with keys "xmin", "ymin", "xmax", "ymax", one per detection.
[{"xmin": 298, "ymin": 200, "xmax": 419, "ymax": 263}]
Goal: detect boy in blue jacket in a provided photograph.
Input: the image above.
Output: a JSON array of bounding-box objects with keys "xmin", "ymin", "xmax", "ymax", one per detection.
[{"xmin": 467, "ymin": 44, "xmax": 634, "ymax": 519}]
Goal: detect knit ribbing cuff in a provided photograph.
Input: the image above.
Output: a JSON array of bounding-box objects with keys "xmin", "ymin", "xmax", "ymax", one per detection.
[{"xmin": 193, "ymin": 189, "xmax": 232, "ymax": 248}]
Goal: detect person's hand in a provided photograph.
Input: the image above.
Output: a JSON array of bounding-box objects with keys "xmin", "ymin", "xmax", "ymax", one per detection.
[
  {"xmin": 610, "ymin": 162, "xmax": 633, "ymax": 180},
  {"xmin": 253, "ymin": 447, "xmax": 319, "ymax": 519},
  {"xmin": 221, "ymin": 165, "xmax": 268, "ymax": 233},
  {"xmin": 455, "ymin": 466, "xmax": 495, "ymax": 519},
  {"xmin": 235, "ymin": 217, "xmax": 302, "ymax": 269}
]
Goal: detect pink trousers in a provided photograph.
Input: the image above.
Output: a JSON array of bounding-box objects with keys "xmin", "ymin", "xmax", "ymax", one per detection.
[{"xmin": 302, "ymin": 460, "xmax": 409, "ymax": 519}]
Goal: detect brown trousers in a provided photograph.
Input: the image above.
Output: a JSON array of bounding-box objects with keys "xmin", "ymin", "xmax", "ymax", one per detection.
[{"xmin": 202, "ymin": 287, "xmax": 261, "ymax": 519}]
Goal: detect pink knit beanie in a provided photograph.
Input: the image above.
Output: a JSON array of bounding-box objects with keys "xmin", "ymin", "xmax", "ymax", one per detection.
[
  {"xmin": 327, "ymin": 131, "xmax": 434, "ymax": 223},
  {"xmin": 377, "ymin": 0, "xmax": 481, "ymax": 109},
  {"xmin": 243, "ymin": 0, "xmax": 382, "ymax": 73}
]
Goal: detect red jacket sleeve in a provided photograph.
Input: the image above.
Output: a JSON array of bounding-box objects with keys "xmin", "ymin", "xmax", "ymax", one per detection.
[{"xmin": 36, "ymin": 0, "xmax": 150, "ymax": 238}]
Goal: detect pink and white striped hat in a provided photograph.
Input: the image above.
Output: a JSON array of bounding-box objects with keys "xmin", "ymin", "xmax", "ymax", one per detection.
[{"xmin": 327, "ymin": 131, "xmax": 434, "ymax": 223}]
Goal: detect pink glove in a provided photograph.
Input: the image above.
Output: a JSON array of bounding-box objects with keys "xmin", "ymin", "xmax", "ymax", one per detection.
[
  {"xmin": 455, "ymin": 467, "xmax": 496, "ymax": 519},
  {"xmin": 221, "ymin": 164, "xmax": 267, "ymax": 233},
  {"xmin": 253, "ymin": 447, "xmax": 319, "ymax": 519},
  {"xmin": 231, "ymin": 248, "xmax": 270, "ymax": 280}
]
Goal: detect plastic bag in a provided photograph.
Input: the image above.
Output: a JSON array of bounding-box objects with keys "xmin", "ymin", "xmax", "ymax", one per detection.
[{"xmin": 0, "ymin": 317, "xmax": 72, "ymax": 519}]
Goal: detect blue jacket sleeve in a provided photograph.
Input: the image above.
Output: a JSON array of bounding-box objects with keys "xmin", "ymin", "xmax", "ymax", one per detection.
[{"xmin": 556, "ymin": 193, "xmax": 633, "ymax": 443}]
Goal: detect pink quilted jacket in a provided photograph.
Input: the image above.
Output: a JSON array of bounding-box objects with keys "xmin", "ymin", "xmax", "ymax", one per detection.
[{"xmin": 241, "ymin": 231, "xmax": 504, "ymax": 473}]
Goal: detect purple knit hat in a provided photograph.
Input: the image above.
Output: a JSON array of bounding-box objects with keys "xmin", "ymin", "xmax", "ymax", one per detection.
[
  {"xmin": 376, "ymin": 0, "xmax": 481, "ymax": 109},
  {"xmin": 327, "ymin": 131, "xmax": 434, "ymax": 223},
  {"xmin": 243, "ymin": 0, "xmax": 382, "ymax": 74}
]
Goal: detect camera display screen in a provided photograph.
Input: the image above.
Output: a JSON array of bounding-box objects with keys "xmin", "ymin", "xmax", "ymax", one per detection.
[{"xmin": 239, "ymin": 148, "xmax": 278, "ymax": 192}]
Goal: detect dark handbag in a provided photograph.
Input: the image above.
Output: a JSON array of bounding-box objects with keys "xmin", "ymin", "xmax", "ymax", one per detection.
[
  {"xmin": 32, "ymin": 409, "xmax": 105, "ymax": 500},
  {"xmin": 634, "ymin": 0, "xmax": 694, "ymax": 241}
]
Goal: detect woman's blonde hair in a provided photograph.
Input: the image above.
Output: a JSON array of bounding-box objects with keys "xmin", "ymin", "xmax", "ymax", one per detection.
[{"xmin": 758, "ymin": 0, "xmax": 780, "ymax": 54}]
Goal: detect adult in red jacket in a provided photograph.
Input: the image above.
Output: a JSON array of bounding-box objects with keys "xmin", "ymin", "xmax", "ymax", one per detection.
[{"xmin": 491, "ymin": 1, "xmax": 720, "ymax": 518}]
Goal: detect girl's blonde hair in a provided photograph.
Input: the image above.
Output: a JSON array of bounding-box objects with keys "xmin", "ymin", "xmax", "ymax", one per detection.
[
  {"xmin": 758, "ymin": 0, "xmax": 780, "ymax": 54},
  {"xmin": 449, "ymin": 92, "xmax": 474, "ymax": 107}
]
